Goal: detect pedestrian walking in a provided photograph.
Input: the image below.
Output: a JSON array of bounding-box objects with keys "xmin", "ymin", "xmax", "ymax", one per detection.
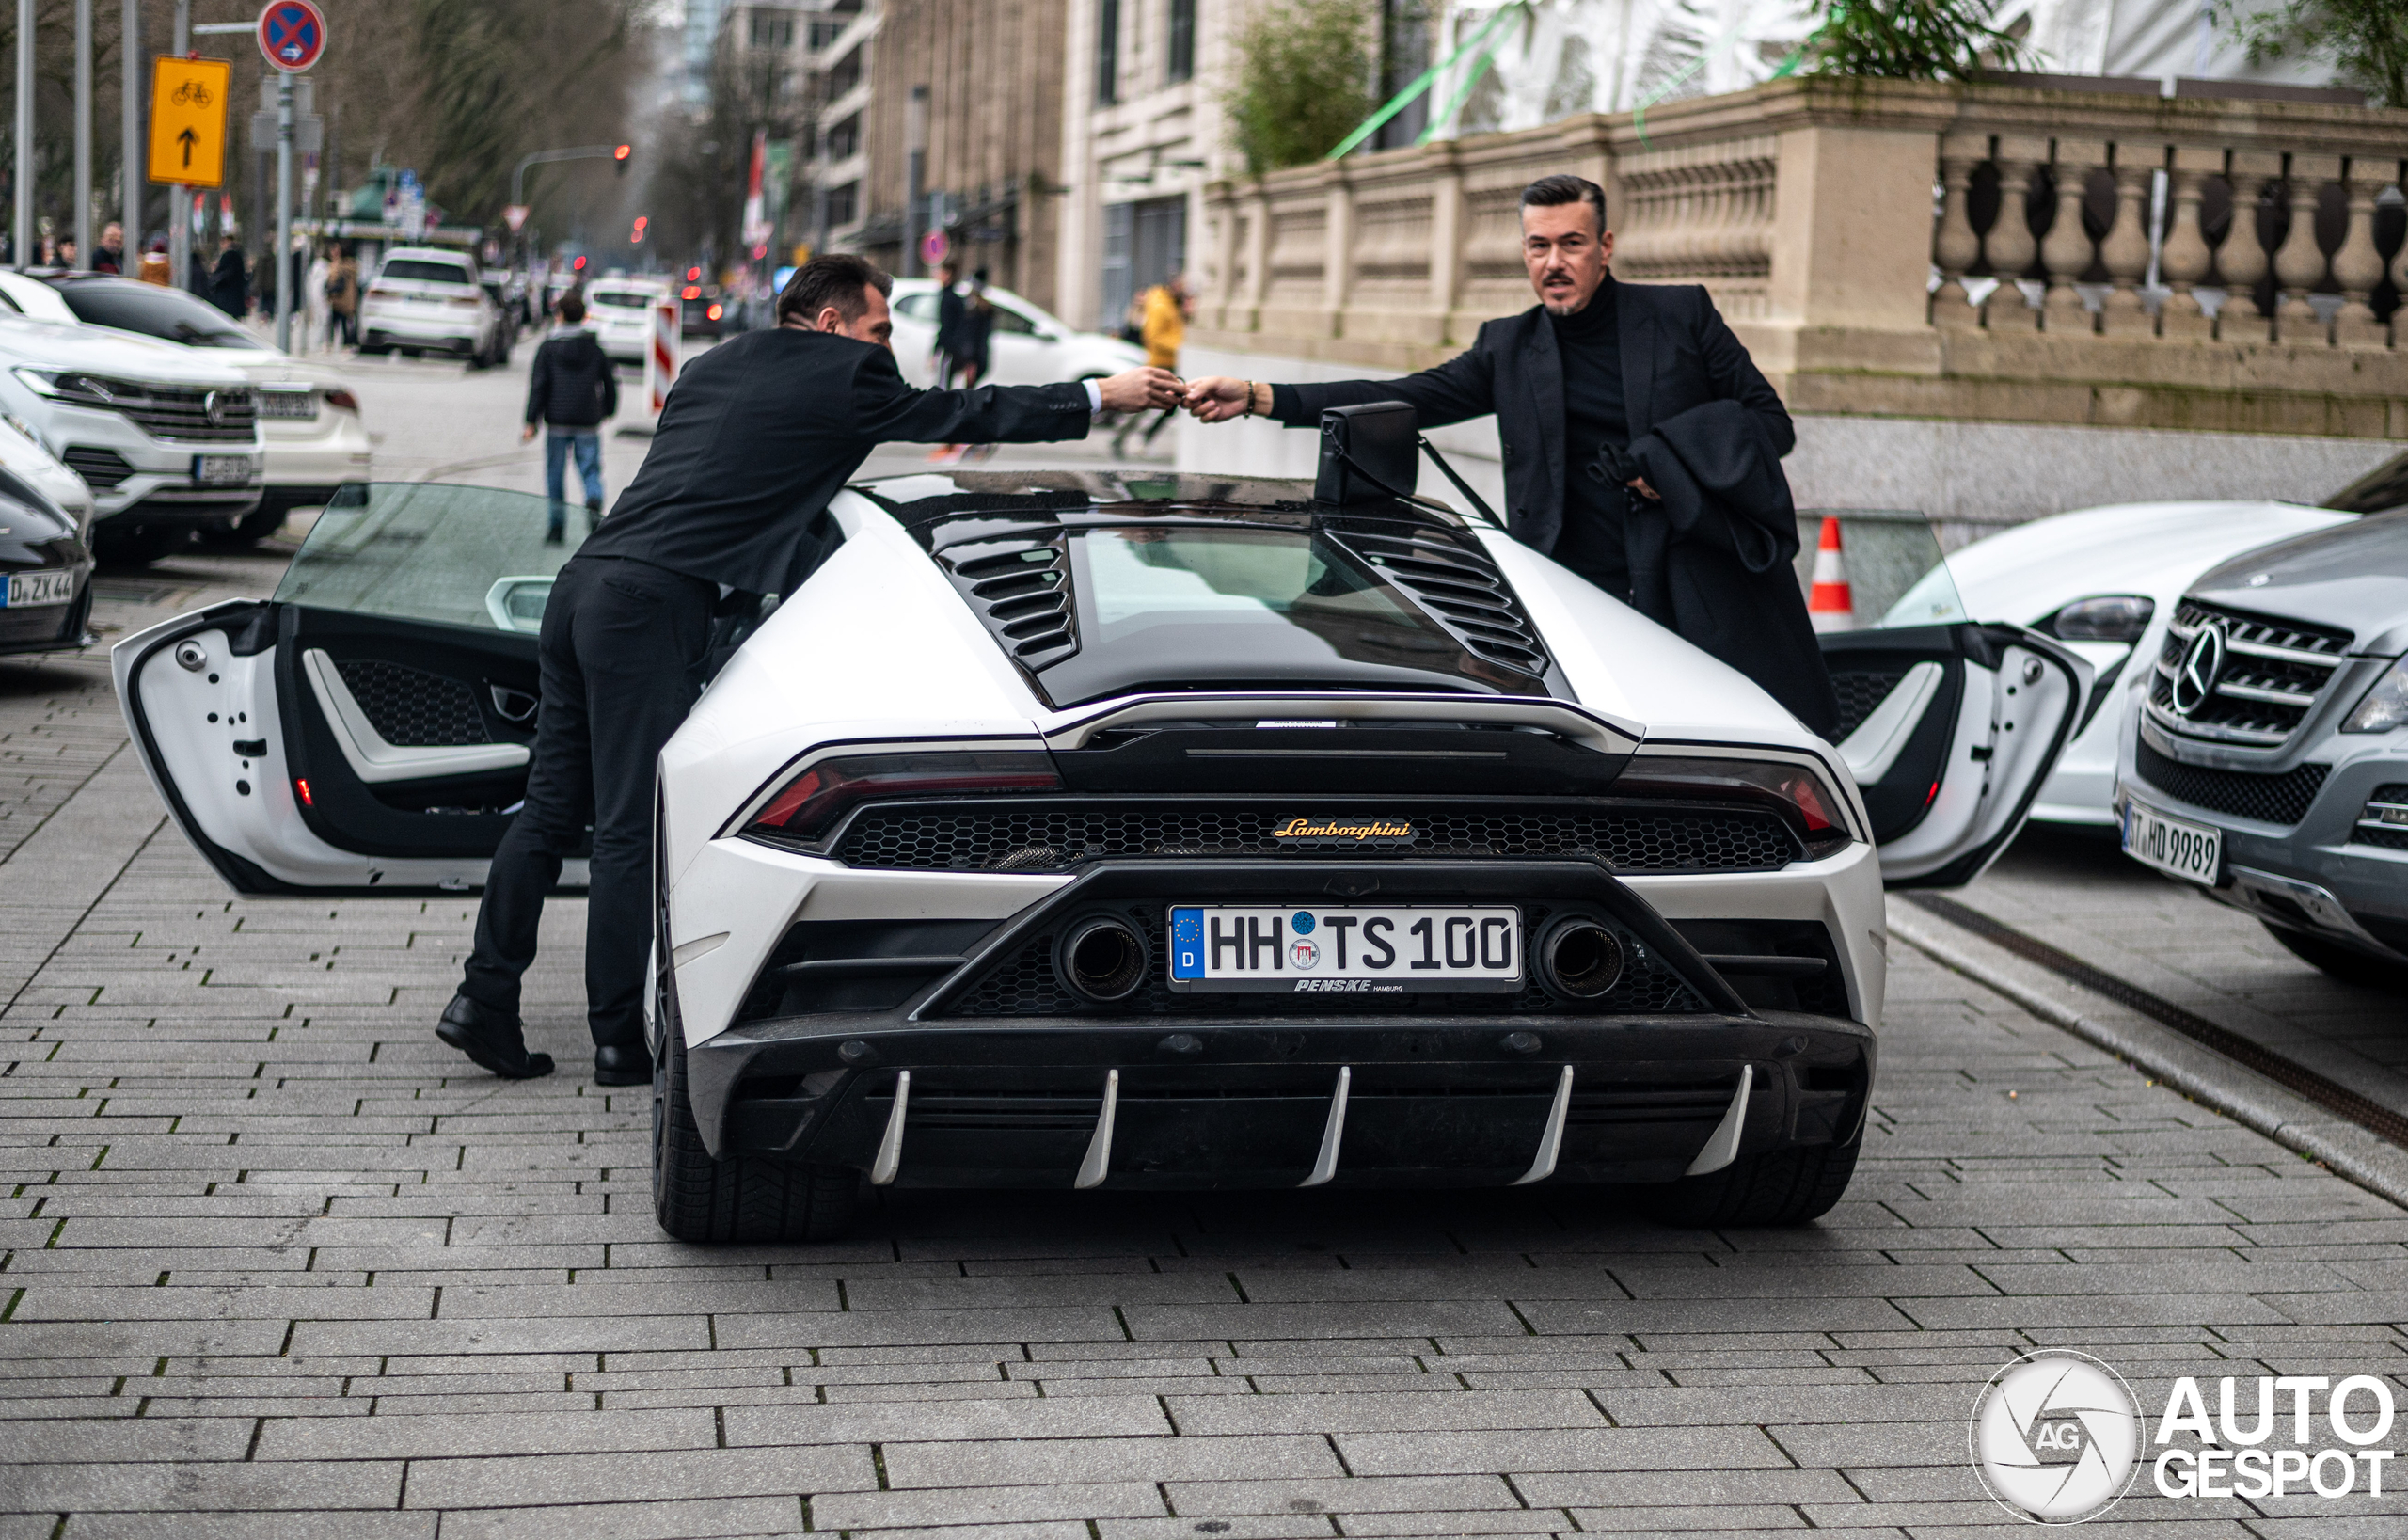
[
  {"xmin": 435, "ymin": 253, "xmax": 1181, "ymax": 1085},
  {"xmin": 931, "ymin": 260, "xmax": 967, "ymax": 388},
  {"xmin": 94, "ymin": 222, "xmax": 124, "ymax": 275},
  {"xmin": 305, "ymin": 245, "xmax": 333, "ymax": 351},
  {"xmin": 520, "ymin": 293, "xmax": 617, "ymax": 544},
  {"xmin": 326, "ymin": 245, "xmax": 359, "ymax": 347},
  {"xmin": 209, "ymin": 237, "xmax": 249, "ymax": 319},
  {"xmin": 961, "ymin": 267, "xmax": 995, "ymax": 387},
  {"xmin": 1112, "ymin": 272, "xmax": 1189, "ymax": 456},
  {"xmin": 1183, "ymin": 173, "xmax": 1837, "ymax": 738}
]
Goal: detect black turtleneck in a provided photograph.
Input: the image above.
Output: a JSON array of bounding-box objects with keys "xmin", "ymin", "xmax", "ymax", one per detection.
[{"xmin": 1546, "ymin": 276, "xmax": 1632, "ymax": 599}]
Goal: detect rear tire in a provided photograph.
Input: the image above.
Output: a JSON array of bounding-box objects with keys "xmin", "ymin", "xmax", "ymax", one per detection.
[
  {"xmin": 1638, "ymin": 1135, "xmax": 1861, "ymax": 1227},
  {"xmin": 2262, "ymin": 922, "xmax": 2408, "ymax": 991},
  {"xmin": 652, "ymin": 961, "xmax": 860, "ymax": 1243}
]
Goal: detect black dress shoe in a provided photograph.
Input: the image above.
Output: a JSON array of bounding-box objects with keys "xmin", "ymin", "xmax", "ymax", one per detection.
[
  {"xmin": 593, "ymin": 1042, "xmax": 652, "ymax": 1087},
  {"xmin": 436, "ymin": 994, "xmax": 555, "ymax": 1079}
]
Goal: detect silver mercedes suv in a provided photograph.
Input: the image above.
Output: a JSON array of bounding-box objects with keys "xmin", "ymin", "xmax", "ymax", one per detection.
[{"xmin": 2115, "ymin": 463, "xmax": 2408, "ymax": 989}]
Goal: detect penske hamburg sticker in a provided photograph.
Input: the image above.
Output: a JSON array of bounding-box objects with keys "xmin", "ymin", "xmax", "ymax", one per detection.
[{"xmin": 1270, "ymin": 817, "xmax": 1418, "ymax": 844}]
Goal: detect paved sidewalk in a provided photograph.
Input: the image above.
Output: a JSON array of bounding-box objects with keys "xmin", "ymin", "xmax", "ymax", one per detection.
[{"xmin": 3, "ymin": 575, "xmax": 2406, "ymax": 1537}]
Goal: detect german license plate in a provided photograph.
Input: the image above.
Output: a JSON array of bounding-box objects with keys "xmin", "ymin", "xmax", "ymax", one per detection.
[
  {"xmin": 2121, "ymin": 795, "xmax": 2221, "ymax": 886},
  {"xmin": 191, "ymin": 454, "xmax": 256, "ymax": 486},
  {"xmin": 1167, "ymin": 904, "xmax": 1520, "ymax": 993},
  {"xmin": 2, "ymin": 569, "xmax": 74, "ymax": 608}
]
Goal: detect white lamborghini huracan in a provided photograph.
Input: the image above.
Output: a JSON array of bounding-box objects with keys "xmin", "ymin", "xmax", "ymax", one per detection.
[{"xmin": 115, "ymin": 471, "xmax": 2088, "ymax": 1242}]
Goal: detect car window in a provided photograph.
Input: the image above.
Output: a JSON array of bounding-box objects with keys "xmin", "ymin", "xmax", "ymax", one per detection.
[
  {"xmin": 56, "ymin": 280, "xmax": 253, "ymax": 347},
  {"xmin": 379, "ymin": 259, "xmax": 475, "ymax": 285},
  {"xmin": 588, "ymin": 290, "xmax": 655, "ymax": 310},
  {"xmin": 983, "ymin": 297, "xmax": 1038, "ymax": 335},
  {"xmin": 892, "ymin": 292, "xmax": 938, "ymax": 321},
  {"xmin": 276, "ymin": 483, "xmax": 580, "ymax": 634}
]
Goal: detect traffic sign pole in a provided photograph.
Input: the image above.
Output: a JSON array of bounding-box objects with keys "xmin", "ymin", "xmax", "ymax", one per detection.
[
  {"xmin": 257, "ymin": 1, "xmax": 325, "ymax": 354},
  {"xmin": 14, "ymin": 0, "xmax": 31, "ymax": 270},
  {"xmin": 169, "ymin": 0, "xmax": 188, "ymax": 292}
]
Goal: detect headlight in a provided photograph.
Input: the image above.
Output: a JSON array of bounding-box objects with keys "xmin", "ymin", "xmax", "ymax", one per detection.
[
  {"xmin": 2342, "ymin": 657, "xmax": 2408, "ymax": 734},
  {"xmin": 9, "ymin": 369, "xmax": 112, "ymax": 405},
  {"xmin": 2042, "ymin": 595, "xmax": 2153, "ymax": 643}
]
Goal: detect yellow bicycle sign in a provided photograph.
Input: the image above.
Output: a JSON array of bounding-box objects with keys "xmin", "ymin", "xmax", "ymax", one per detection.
[{"xmin": 149, "ymin": 56, "xmax": 230, "ymax": 189}]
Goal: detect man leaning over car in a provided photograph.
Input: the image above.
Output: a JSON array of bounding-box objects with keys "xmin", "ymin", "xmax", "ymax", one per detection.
[
  {"xmin": 1182, "ymin": 173, "xmax": 1839, "ymax": 739},
  {"xmin": 435, "ymin": 253, "xmax": 1184, "ymax": 1086}
]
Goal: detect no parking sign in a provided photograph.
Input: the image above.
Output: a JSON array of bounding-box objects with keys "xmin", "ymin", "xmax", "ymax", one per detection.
[{"xmin": 257, "ymin": 0, "xmax": 326, "ymax": 71}]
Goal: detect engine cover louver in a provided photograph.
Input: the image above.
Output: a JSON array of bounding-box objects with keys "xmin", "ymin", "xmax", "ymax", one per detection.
[
  {"xmin": 941, "ymin": 537, "xmax": 1077, "ymax": 669},
  {"xmin": 1332, "ymin": 527, "xmax": 1550, "ymax": 680}
]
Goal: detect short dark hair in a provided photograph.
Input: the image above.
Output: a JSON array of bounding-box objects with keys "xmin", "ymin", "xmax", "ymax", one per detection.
[
  {"xmin": 556, "ymin": 293, "xmax": 586, "ymax": 325},
  {"xmin": 1520, "ymin": 174, "xmax": 1608, "ymax": 235},
  {"xmin": 778, "ymin": 252, "xmax": 893, "ymax": 325}
]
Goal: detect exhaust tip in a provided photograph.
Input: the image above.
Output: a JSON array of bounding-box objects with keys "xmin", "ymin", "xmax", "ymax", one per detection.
[
  {"xmin": 1056, "ymin": 915, "xmax": 1149, "ymax": 1003},
  {"xmin": 1539, "ymin": 916, "xmax": 1624, "ymax": 1001}
]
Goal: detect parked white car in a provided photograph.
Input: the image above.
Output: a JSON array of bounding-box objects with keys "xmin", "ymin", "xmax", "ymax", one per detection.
[
  {"xmin": 358, "ymin": 248, "xmax": 509, "ymax": 366},
  {"xmin": 886, "ymin": 278, "xmax": 1145, "ymax": 389},
  {"xmin": 16, "ymin": 274, "xmax": 373, "ymax": 548},
  {"xmin": 0, "ymin": 310, "xmax": 263, "ymax": 565},
  {"xmin": 583, "ymin": 278, "xmax": 671, "ymax": 365},
  {"xmin": 1883, "ymin": 500, "xmax": 2358, "ymax": 825},
  {"xmin": 113, "ymin": 468, "xmax": 2092, "ymax": 1241}
]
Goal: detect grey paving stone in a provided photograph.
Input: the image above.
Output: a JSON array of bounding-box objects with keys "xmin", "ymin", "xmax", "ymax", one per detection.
[
  {"xmin": 420, "ymin": 1495, "xmax": 804, "ymax": 1540},
  {"xmin": 881, "ymin": 1434, "xmax": 1347, "ymax": 1489},
  {"xmin": 810, "ymin": 1481, "xmax": 1166, "ymax": 1531},
  {"xmin": 253, "ymin": 1406, "xmax": 714, "ymax": 1460},
  {"xmin": 398, "ymin": 1444, "xmax": 875, "ymax": 1507},
  {"xmin": 1337, "ymin": 1425, "xmax": 1791, "ymax": 1477}
]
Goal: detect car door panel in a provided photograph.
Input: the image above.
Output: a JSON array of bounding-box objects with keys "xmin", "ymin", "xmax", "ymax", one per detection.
[
  {"xmin": 115, "ymin": 482, "xmax": 589, "ymax": 896},
  {"xmin": 1821, "ymin": 623, "xmax": 2091, "ymax": 888}
]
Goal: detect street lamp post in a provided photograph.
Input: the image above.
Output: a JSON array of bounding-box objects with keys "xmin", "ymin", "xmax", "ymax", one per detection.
[
  {"xmin": 14, "ymin": 0, "xmax": 32, "ymax": 269},
  {"xmin": 511, "ymin": 144, "xmax": 626, "ymax": 272},
  {"xmin": 73, "ymin": 0, "xmax": 92, "ymax": 266},
  {"xmin": 120, "ymin": 0, "xmax": 137, "ymax": 267}
]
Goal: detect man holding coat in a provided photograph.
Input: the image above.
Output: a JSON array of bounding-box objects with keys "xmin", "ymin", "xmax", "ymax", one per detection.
[{"xmin": 1182, "ymin": 173, "xmax": 1837, "ymax": 739}]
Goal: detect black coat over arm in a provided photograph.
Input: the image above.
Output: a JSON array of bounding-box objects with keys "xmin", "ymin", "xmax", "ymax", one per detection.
[{"xmin": 1266, "ymin": 281, "xmax": 1835, "ymax": 737}]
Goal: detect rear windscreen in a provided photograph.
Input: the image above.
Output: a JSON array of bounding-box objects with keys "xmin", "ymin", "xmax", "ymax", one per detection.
[
  {"xmin": 1076, "ymin": 527, "xmax": 1450, "ymax": 656},
  {"xmin": 380, "ymin": 260, "xmax": 473, "ymax": 285},
  {"xmin": 588, "ymin": 290, "xmax": 655, "ymax": 309}
]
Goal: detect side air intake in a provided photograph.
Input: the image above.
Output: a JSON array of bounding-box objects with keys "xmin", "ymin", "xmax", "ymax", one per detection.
[{"xmin": 941, "ymin": 537, "xmax": 1077, "ymax": 668}]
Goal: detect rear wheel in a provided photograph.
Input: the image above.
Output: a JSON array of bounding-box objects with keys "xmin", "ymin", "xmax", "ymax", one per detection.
[
  {"xmin": 2262, "ymin": 923, "xmax": 2408, "ymax": 992},
  {"xmin": 652, "ymin": 960, "xmax": 860, "ymax": 1243},
  {"xmin": 1638, "ymin": 1135, "xmax": 1861, "ymax": 1227}
]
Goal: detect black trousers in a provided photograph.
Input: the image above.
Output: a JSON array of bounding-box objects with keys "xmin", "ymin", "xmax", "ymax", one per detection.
[{"xmin": 460, "ymin": 554, "xmax": 715, "ymax": 1049}]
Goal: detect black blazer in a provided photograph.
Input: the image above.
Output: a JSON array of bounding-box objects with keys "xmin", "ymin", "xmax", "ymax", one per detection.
[
  {"xmin": 524, "ymin": 328, "xmax": 620, "ymax": 429},
  {"xmin": 580, "ymin": 325, "xmax": 1091, "ymax": 595},
  {"xmin": 1271, "ymin": 280, "xmax": 1793, "ymax": 558}
]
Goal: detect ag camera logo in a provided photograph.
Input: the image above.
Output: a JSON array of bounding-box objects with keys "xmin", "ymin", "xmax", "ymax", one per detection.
[{"xmin": 1970, "ymin": 1351, "xmax": 2141, "ymax": 1524}]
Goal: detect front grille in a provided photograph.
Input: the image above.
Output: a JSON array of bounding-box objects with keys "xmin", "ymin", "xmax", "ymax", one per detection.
[
  {"xmin": 2356, "ymin": 785, "xmax": 2408, "ymax": 850},
  {"xmin": 938, "ymin": 903, "xmax": 1708, "ymax": 1019},
  {"xmin": 826, "ymin": 799, "xmax": 1802, "ymax": 875},
  {"xmin": 333, "ymin": 659, "xmax": 488, "ymax": 746},
  {"xmin": 55, "ymin": 376, "xmax": 258, "ymax": 443},
  {"xmin": 2133, "ymin": 737, "xmax": 2329, "ymax": 827},
  {"xmin": 2148, "ymin": 601, "xmax": 2351, "ymax": 747},
  {"xmin": 1334, "ymin": 527, "xmax": 1549, "ymax": 679},
  {"xmin": 1830, "ymin": 668, "xmax": 1909, "ymax": 741},
  {"xmin": 61, "ymin": 446, "xmax": 133, "ymax": 488}
]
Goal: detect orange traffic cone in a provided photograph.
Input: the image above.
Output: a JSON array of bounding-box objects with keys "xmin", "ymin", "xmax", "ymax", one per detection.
[{"xmin": 1808, "ymin": 516, "xmax": 1855, "ymax": 633}]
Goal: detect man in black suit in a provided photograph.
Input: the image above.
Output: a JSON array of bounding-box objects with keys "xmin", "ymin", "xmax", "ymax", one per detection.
[
  {"xmin": 1183, "ymin": 173, "xmax": 1836, "ymax": 738},
  {"xmin": 437, "ymin": 253, "xmax": 1182, "ymax": 1086}
]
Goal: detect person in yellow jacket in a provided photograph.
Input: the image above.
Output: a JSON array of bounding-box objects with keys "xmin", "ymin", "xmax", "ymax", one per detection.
[{"xmin": 1113, "ymin": 272, "xmax": 1189, "ymax": 454}]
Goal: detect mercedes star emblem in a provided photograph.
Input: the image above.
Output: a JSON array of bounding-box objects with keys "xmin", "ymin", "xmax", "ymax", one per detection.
[{"xmin": 2172, "ymin": 623, "xmax": 2226, "ymax": 717}]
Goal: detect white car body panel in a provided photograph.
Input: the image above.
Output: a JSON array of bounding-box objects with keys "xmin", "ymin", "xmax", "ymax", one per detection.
[
  {"xmin": 885, "ymin": 278, "xmax": 1145, "ymax": 389},
  {"xmin": 1932, "ymin": 500, "xmax": 2354, "ymax": 824},
  {"xmin": 360, "ymin": 248, "xmax": 501, "ymax": 356}
]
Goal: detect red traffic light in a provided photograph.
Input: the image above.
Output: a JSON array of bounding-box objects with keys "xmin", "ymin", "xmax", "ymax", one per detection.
[
  {"xmin": 686, "ymin": 266, "xmax": 701, "ymax": 282},
  {"xmin": 572, "ymin": 255, "xmax": 587, "ymax": 271},
  {"xmin": 613, "ymin": 143, "xmax": 632, "ymax": 177},
  {"xmin": 633, "ymin": 216, "xmax": 648, "ymax": 230},
  {"xmin": 681, "ymin": 285, "xmax": 701, "ymax": 300}
]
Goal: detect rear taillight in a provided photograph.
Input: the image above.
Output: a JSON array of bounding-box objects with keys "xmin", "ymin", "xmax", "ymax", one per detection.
[
  {"xmin": 364, "ymin": 286, "xmax": 394, "ymax": 301},
  {"xmin": 1613, "ymin": 755, "xmax": 1852, "ymax": 849},
  {"xmin": 323, "ymin": 389, "xmax": 359, "ymax": 412},
  {"xmin": 744, "ymin": 751, "xmax": 1060, "ymax": 841}
]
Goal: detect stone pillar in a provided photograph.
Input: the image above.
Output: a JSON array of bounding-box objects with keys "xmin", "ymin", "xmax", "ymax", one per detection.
[
  {"xmin": 2039, "ymin": 141, "xmax": 2103, "ymax": 334},
  {"xmin": 2098, "ymin": 149, "xmax": 2156, "ymax": 336},
  {"xmin": 1424, "ymin": 143, "xmax": 1465, "ymax": 345},
  {"xmin": 1766, "ymin": 121, "xmax": 1947, "ymax": 335},
  {"xmin": 1983, "ymin": 138, "xmax": 2045, "ymax": 332},
  {"xmin": 2330, "ymin": 160, "xmax": 2388, "ymax": 350},
  {"xmin": 1242, "ymin": 184, "xmax": 1271, "ymax": 322},
  {"xmin": 2271, "ymin": 152, "xmax": 2337, "ymax": 344},
  {"xmin": 1323, "ymin": 170, "xmax": 1355, "ymax": 330},
  {"xmin": 2156, "ymin": 146, "xmax": 2218, "ymax": 340},
  {"xmin": 1931, "ymin": 134, "xmax": 1985, "ymax": 330},
  {"xmin": 2218, "ymin": 151, "xmax": 2279, "ymax": 343}
]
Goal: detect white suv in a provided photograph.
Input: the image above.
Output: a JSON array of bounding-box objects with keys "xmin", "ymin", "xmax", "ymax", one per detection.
[
  {"xmin": 0, "ymin": 313, "xmax": 263, "ymax": 564},
  {"xmin": 359, "ymin": 248, "xmax": 507, "ymax": 365},
  {"xmin": 583, "ymin": 279, "xmax": 669, "ymax": 365}
]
